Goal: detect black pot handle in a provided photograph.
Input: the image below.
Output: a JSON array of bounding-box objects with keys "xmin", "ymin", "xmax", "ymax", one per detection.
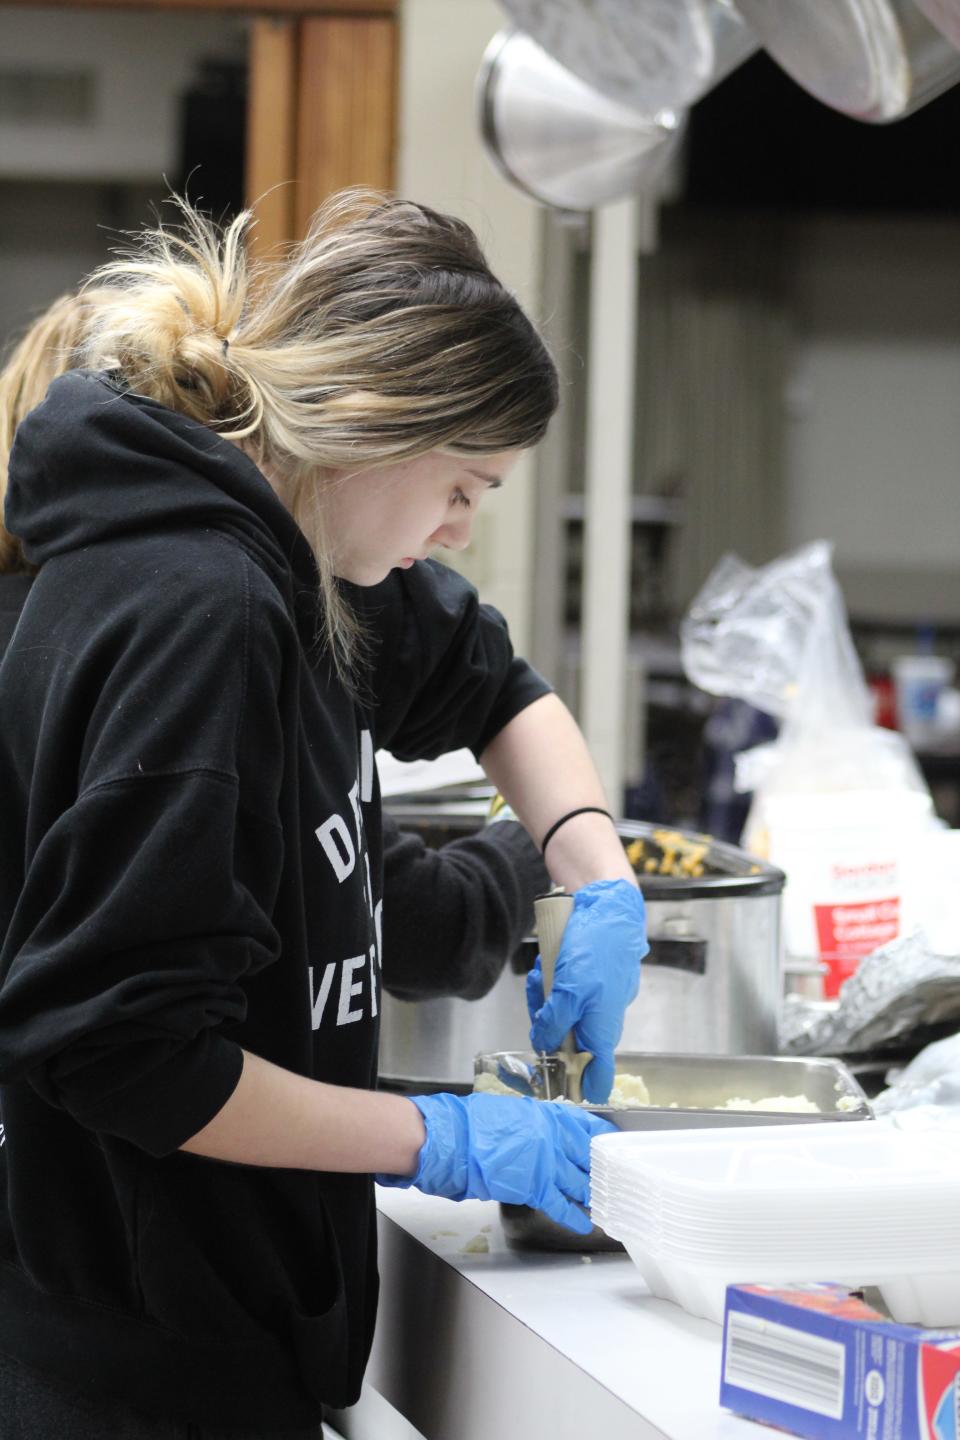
[
  {"xmin": 511, "ymin": 934, "xmax": 708, "ymax": 977},
  {"xmin": 646, "ymin": 936, "xmax": 708, "ymax": 975}
]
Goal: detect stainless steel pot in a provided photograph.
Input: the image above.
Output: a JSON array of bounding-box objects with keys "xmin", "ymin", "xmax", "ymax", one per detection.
[{"xmin": 378, "ymin": 813, "xmax": 785, "ymax": 1088}]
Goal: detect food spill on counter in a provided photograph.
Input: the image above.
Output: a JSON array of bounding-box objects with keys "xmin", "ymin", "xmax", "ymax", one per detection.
[{"xmin": 461, "ymin": 1233, "xmax": 490, "ymax": 1255}]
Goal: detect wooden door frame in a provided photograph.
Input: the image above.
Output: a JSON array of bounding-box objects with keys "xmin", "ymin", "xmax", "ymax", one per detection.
[{"xmin": 21, "ymin": 1, "xmax": 396, "ymax": 13}]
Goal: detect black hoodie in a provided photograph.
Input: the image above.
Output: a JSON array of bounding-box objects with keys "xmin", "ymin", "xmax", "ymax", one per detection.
[{"xmin": 0, "ymin": 371, "xmax": 550, "ymax": 1426}]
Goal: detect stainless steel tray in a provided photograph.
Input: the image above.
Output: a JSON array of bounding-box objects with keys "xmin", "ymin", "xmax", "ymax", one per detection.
[
  {"xmin": 484, "ymin": 1051, "xmax": 873, "ymax": 1251},
  {"xmin": 476, "ymin": 1050, "xmax": 872, "ymax": 1125},
  {"xmin": 589, "ymin": 1051, "xmax": 872, "ymax": 1127}
]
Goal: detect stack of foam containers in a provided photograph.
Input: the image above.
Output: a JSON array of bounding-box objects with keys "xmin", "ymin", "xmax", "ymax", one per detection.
[{"xmin": 589, "ymin": 1123, "xmax": 960, "ymax": 1326}]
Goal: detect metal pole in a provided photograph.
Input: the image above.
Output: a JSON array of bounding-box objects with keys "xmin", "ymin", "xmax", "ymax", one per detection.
[{"xmin": 581, "ymin": 196, "xmax": 640, "ymax": 813}]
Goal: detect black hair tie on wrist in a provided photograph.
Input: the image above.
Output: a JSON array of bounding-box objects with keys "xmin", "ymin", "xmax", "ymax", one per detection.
[{"xmin": 540, "ymin": 806, "xmax": 615, "ymax": 855}]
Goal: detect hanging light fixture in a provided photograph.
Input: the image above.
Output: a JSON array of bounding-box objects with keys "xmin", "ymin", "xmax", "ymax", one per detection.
[
  {"xmin": 477, "ymin": 28, "xmax": 685, "ymax": 212},
  {"xmin": 912, "ymin": 0, "xmax": 960, "ymax": 51},
  {"xmin": 732, "ymin": 0, "xmax": 960, "ymax": 121},
  {"xmin": 497, "ymin": 0, "xmax": 758, "ymax": 112}
]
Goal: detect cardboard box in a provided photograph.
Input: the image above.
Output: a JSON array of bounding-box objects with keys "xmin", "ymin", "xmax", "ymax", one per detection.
[{"xmin": 720, "ymin": 1283, "xmax": 960, "ymax": 1440}]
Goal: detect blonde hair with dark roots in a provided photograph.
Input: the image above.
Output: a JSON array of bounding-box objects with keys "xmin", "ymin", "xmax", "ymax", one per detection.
[
  {"xmin": 75, "ymin": 190, "xmax": 559, "ymax": 673},
  {"xmin": 0, "ymin": 289, "xmax": 111, "ymax": 574}
]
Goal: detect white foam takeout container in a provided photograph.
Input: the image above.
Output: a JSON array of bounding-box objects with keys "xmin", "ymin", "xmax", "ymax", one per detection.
[{"xmin": 590, "ymin": 1123, "xmax": 960, "ymax": 1327}]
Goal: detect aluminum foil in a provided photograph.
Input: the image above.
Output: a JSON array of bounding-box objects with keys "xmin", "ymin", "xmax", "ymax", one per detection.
[{"xmin": 780, "ymin": 931, "xmax": 960, "ymax": 1056}]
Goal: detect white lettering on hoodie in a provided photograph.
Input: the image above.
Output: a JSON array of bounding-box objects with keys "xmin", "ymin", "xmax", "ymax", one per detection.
[
  {"xmin": 314, "ymin": 814, "xmax": 355, "ymax": 882},
  {"xmin": 309, "ymin": 731, "xmax": 381, "ymax": 1031},
  {"xmin": 337, "ymin": 956, "xmax": 366, "ymax": 1025}
]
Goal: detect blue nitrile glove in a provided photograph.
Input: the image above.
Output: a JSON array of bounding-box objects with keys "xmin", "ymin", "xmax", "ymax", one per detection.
[
  {"xmin": 376, "ymin": 1092, "xmax": 615, "ymax": 1235},
  {"xmin": 526, "ymin": 879, "xmax": 648, "ymax": 1106}
]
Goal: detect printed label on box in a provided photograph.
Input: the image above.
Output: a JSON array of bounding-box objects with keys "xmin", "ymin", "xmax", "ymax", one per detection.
[
  {"xmin": 812, "ymin": 895, "xmax": 902, "ymax": 995},
  {"xmin": 720, "ymin": 1284, "xmax": 960, "ymax": 1440},
  {"xmin": 814, "ymin": 898, "xmax": 901, "ymax": 958}
]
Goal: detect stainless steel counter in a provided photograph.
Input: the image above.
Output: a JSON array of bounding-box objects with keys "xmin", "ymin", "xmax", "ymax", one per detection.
[{"xmin": 337, "ymin": 1189, "xmax": 762, "ymax": 1440}]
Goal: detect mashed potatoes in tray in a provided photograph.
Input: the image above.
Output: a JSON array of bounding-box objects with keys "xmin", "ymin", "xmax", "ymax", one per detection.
[
  {"xmin": 474, "ymin": 1069, "xmax": 828, "ymax": 1113},
  {"xmin": 599, "ymin": 1074, "xmax": 824, "ymax": 1113}
]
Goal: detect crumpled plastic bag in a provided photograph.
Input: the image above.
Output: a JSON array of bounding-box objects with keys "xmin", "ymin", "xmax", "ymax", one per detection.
[
  {"xmin": 682, "ymin": 540, "xmax": 871, "ymax": 731},
  {"xmin": 681, "ymin": 541, "xmax": 928, "ymax": 849},
  {"xmin": 873, "ymin": 1031, "xmax": 960, "ymax": 1114},
  {"xmin": 780, "ymin": 931, "xmax": 960, "ymax": 1056}
]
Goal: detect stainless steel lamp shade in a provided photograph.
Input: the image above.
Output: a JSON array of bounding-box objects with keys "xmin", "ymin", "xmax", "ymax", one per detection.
[
  {"xmin": 912, "ymin": 0, "xmax": 960, "ymax": 51},
  {"xmin": 477, "ymin": 28, "xmax": 686, "ymax": 212},
  {"xmin": 498, "ymin": 0, "xmax": 758, "ymax": 112},
  {"xmin": 733, "ymin": 0, "xmax": 960, "ymax": 120}
]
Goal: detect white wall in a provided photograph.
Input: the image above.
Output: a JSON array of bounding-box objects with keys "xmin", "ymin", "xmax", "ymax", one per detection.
[
  {"xmin": 783, "ymin": 215, "xmax": 960, "ymax": 615},
  {"xmin": 397, "ymin": 0, "xmax": 545, "ymax": 654},
  {"xmin": 0, "ymin": 6, "xmax": 244, "ymax": 181},
  {"xmin": 0, "ymin": 6, "xmax": 246, "ymax": 357}
]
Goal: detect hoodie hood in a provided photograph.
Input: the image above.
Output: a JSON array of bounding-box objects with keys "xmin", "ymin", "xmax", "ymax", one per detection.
[{"xmin": 6, "ymin": 370, "xmax": 318, "ymax": 599}]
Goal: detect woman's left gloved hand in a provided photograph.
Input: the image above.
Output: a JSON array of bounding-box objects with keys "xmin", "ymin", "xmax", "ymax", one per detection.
[
  {"xmin": 376, "ymin": 1091, "xmax": 614, "ymax": 1234},
  {"xmin": 526, "ymin": 880, "xmax": 648, "ymax": 1105}
]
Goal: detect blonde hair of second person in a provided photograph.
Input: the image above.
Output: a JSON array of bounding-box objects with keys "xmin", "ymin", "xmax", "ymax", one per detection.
[
  {"xmin": 2, "ymin": 193, "xmax": 637, "ymax": 1181},
  {"xmin": 0, "ymin": 288, "xmax": 114, "ymax": 573}
]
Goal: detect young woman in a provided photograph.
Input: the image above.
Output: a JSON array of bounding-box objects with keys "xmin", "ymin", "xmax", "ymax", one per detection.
[
  {"xmin": 0, "ymin": 290, "xmax": 551, "ymax": 1006},
  {"xmin": 0, "ymin": 193, "xmax": 646, "ymax": 1436}
]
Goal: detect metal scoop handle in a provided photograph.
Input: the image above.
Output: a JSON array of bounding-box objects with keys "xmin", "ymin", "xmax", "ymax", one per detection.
[{"xmin": 534, "ymin": 891, "xmax": 591, "ymax": 1103}]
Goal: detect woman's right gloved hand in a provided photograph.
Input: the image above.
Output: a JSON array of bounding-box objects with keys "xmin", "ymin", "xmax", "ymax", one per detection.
[{"xmin": 376, "ymin": 1092, "xmax": 615, "ymax": 1234}]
